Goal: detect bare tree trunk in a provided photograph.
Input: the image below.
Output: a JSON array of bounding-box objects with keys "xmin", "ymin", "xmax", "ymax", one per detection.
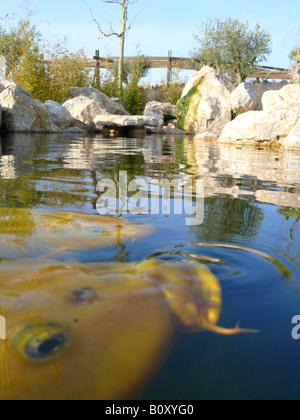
[
  {"xmin": 84, "ymin": 0, "xmax": 144, "ymax": 95},
  {"xmin": 118, "ymin": 0, "xmax": 127, "ymax": 95}
]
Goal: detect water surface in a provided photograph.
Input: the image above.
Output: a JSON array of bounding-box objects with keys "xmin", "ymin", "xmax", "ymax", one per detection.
[{"xmin": 0, "ymin": 132, "xmax": 299, "ymax": 400}]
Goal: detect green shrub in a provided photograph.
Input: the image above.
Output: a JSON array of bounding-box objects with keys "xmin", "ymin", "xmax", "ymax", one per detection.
[
  {"xmin": 122, "ymin": 75, "xmax": 149, "ymax": 115},
  {"xmin": 0, "ymin": 16, "xmax": 91, "ymax": 103}
]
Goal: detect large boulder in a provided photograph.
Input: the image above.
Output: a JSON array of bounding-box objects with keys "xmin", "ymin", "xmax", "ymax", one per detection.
[
  {"xmin": 144, "ymin": 101, "xmax": 177, "ymax": 123},
  {"xmin": 218, "ymin": 104, "xmax": 300, "ymax": 145},
  {"xmin": 262, "ymin": 84, "xmax": 300, "ymax": 110},
  {"xmin": 177, "ymin": 67, "xmax": 231, "ymax": 136},
  {"xmin": 230, "ymin": 82, "xmax": 258, "ymax": 115},
  {"xmin": 68, "ymin": 87, "xmax": 129, "ymax": 116},
  {"xmin": 63, "ymin": 96, "xmax": 108, "ymax": 125},
  {"xmin": 0, "ymin": 77, "xmax": 13, "ymax": 93},
  {"xmin": 0, "ymin": 82, "xmax": 60, "ymax": 133},
  {"xmin": 282, "ymin": 122, "xmax": 300, "ymax": 150},
  {"xmin": 42, "ymin": 100, "xmax": 74, "ymax": 129}
]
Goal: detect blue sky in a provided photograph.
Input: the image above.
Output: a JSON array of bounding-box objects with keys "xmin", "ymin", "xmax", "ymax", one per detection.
[{"xmin": 1, "ymin": 0, "xmax": 300, "ymax": 83}]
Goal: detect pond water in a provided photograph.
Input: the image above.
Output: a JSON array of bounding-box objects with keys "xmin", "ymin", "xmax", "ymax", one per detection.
[{"xmin": 0, "ymin": 132, "xmax": 299, "ymax": 400}]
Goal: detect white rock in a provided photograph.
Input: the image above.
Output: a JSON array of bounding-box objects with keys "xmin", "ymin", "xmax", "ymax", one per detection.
[
  {"xmin": 219, "ymin": 104, "xmax": 300, "ymax": 145},
  {"xmin": 282, "ymin": 121, "xmax": 300, "ymax": 150},
  {"xmin": 0, "ymin": 82, "xmax": 60, "ymax": 133},
  {"xmin": 230, "ymin": 83, "xmax": 258, "ymax": 114},
  {"xmin": 42, "ymin": 100, "xmax": 74, "ymax": 129},
  {"xmin": 94, "ymin": 114, "xmax": 163, "ymax": 129},
  {"xmin": 178, "ymin": 67, "xmax": 232, "ymax": 136},
  {"xmin": 69, "ymin": 87, "xmax": 129, "ymax": 116},
  {"xmin": 144, "ymin": 101, "xmax": 177, "ymax": 122},
  {"xmin": 63, "ymin": 96, "xmax": 108, "ymax": 125},
  {"xmin": 0, "ymin": 76, "xmax": 14, "ymax": 93},
  {"xmin": 262, "ymin": 84, "xmax": 300, "ymax": 110}
]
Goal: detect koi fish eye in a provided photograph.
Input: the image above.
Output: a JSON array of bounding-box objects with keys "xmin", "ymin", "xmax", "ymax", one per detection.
[{"xmin": 9, "ymin": 322, "xmax": 69, "ymax": 362}]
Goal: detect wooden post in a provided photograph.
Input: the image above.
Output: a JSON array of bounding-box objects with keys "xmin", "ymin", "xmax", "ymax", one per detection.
[
  {"xmin": 167, "ymin": 50, "xmax": 172, "ymax": 86},
  {"xmin": 93, "ymin": 50, "xmax": 101, "ymax": 90}
]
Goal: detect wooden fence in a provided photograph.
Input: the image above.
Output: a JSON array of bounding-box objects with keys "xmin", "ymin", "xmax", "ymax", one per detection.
[{"xmin": 88, "ymin": 50, "xmax": 292, "ymax": 83}]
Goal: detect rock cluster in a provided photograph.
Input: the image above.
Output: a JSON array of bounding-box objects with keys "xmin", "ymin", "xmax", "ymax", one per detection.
[
  {"xmin": 178, "ymin": 67, "xmax": 299, "ymax": 149},
  {"xmin": 219, "ymin": 84, "xmax": 300, "ymax": 149},
  {"xmin": 0, "ymin": 77, "xmax": 185, "ymax": 137}
]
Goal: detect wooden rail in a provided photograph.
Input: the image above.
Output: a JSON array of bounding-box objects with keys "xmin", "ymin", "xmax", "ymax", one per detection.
[{"xmin": 89, "ymin": 50, "xmax": 292, "ymax": 82}]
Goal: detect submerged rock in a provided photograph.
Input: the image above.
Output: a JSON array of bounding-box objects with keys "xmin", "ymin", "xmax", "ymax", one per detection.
[{"xmin": 177, "ymin": 67, "xmax": 232, "ymax": 136}]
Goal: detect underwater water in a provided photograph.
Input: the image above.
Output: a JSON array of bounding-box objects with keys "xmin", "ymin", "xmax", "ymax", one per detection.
[{"xmin": 0, "ymin": 132, "xmax": 299, "ymax": 400}]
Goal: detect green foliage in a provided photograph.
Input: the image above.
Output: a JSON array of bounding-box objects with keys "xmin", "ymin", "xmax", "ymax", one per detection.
[
  {"xmin": 191, "ymin": 18, "xmax": 272, "ymax": 86},
  {"xmin": 177, "ymin": 78, "xmax": 203, "ymax": 130},
  {"xmin": 95, "ymin": 66, "xmax": 119, "ymax": 98},
  {"xmin": 43, "ymin": 42, "xmax": 91, "ymax": 103},
  {"xmin": 122, "ymin": 75, "xmax": 149, "ymax": 115},
  {"xmin": 113, "ymin": 55, "xmax": 151, "ymax": 86},
  {"xmin": 0, "ymin": 16, "xmax": 91, "ymax": 103},
  {"xmin": 152, "ymin": 82, "xmax": 184, "ymax": 105},
  {"xmin": 98, "ymin": 56, "xmax": 149, "ymax": 115},
  {"xmin": 0, "ymin": 18, "xmax": 41, "ymax": 78},
  {"xmin": 150, "ymin": 64, "xmax": 185, "ymax": 105},
  {"xmin": 279, "ymin": 207, "xmax": 300, "ymax": 240},
  {"xmin": 289, "ymin": 46, "xmax": 300, "ymax": 63},
  {"xmin": 231, "ymin": 105, "xmax": 242, "ymax": 120}
]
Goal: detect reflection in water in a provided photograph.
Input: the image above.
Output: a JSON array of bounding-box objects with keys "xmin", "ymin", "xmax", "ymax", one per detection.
[
  {"xmin": 188, "ymin": 197, "xmax": 264, "ymax": 243},
  {"xmin": 0, "ymin": 208, "xmax": 154, "ymax": 260},
  {"xmin": 183, "ymin": 138, "xmax": 300, "ymax": 204},
  {"xmin": 0, "ymin": 133, "xmax": 299, "ymax": 400},
  {"xmin": 0, "ymin": 259, "xmax": 250, "ymax": 400},
  {"xmin": 0, "ymin": 134, "xmax": 16, "ymax": 179},
  {"xmin": 1, "ymin": 133, "xmax": 299, "ymax": 210}
]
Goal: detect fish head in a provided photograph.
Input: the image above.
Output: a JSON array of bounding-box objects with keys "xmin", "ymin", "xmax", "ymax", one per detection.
[{"xmin": 0, "ymin": 259, "xmax": 244, "ymax": 400}]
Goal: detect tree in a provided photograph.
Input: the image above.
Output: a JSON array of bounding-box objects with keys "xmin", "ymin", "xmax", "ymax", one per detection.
[
  {"xmin": 289, "ymin": 46, "xmax": 300, "ymax": 63},
  {"xmin": 0, "ymin": 15, "xmax": 91, "ymax": 103},
  {"xmin": 84, "ymin": 0, "xmax": 142, "ymax": 94},
  {"xmin": 112, "ymin": 54, "xmax": 151, "ymax": 85},
  {"xmin": 0, "ymin": 18, "xmax": 41, "ymax": 78},
  {"xmin": 191, "ymin": 18, "xmax": 272, "ymax": 86}
]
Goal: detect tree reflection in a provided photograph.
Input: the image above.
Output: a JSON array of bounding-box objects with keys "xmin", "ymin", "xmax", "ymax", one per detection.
[
  {"xmin": 278, "ymin": 207, "xmax": 300, "ymax": 240},
  {"xmin": 188, "ymin": 197, "xmax": 264, "ymax": 242}
]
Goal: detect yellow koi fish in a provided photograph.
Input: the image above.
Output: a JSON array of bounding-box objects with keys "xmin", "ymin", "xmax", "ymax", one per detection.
[{"xmin": 0, "ymin": 259, "xmax": 254, "ymax": 400}]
